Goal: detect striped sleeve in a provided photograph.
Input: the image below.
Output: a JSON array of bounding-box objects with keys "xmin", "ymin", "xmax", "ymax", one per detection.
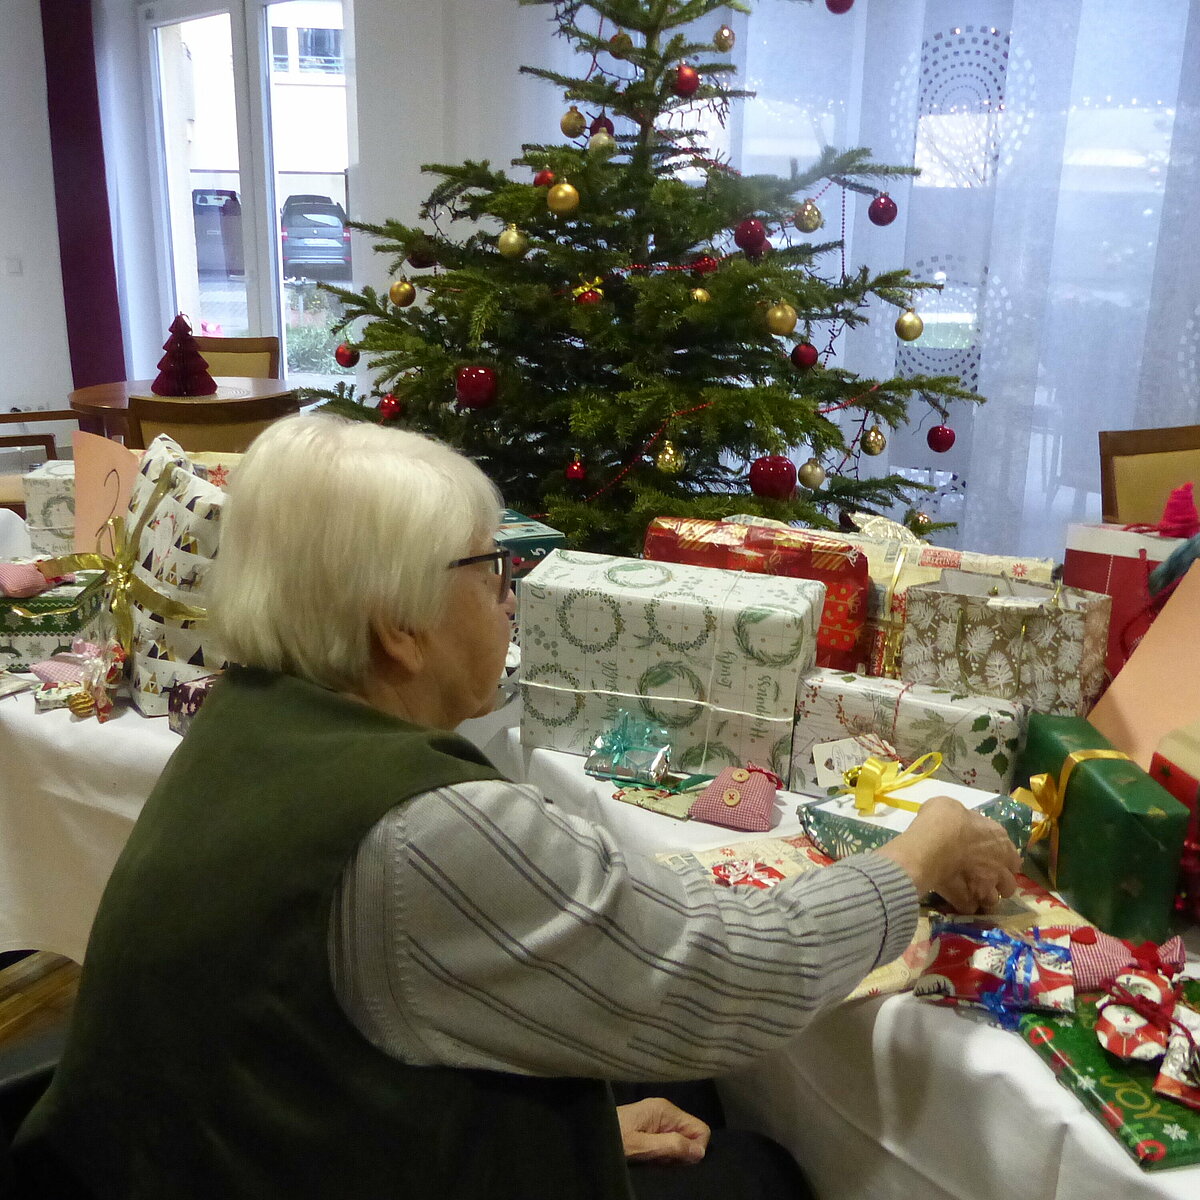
[{"xmin": 329, "ymin": 778, "xmax": 917, "ymax": 1081}]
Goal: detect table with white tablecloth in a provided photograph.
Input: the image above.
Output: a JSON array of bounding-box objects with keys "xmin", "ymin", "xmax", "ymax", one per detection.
[{"xmin": 2, "ymin": 690, "xmax": 1199, "ymax": 1199}]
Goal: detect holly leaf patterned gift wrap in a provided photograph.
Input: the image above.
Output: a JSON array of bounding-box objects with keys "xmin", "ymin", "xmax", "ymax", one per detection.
[
  {"xmin": 518, "ymin": 550, "xmax": 825, "ymax": 783},
  {"xmin": 898, "ymin": 569, "xmax": 1111, "ymax": 716},
  {"xmin": 126, "ymin": 436, "xmax": 229, "ymax": 717},
  {"xmin": 791, "ymin": 668, "xmax": 1025, "ymax": 795}
]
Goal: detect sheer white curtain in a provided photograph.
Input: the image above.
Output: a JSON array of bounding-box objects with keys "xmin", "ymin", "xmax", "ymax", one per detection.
[{"xmin": 732, "ymin": 0, "xmax": 1200, "ymax": 558}]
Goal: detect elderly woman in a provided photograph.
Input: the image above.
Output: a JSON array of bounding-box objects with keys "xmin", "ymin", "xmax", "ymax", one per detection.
[{"xmin": 16, "ymin": 415, "xmax": 1019, "ymax": 1199}]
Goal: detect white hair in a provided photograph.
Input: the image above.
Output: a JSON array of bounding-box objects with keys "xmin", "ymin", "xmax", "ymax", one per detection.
[{"xmin": 208, "ymin": 412, "xmax": 502, "ymax": 692}]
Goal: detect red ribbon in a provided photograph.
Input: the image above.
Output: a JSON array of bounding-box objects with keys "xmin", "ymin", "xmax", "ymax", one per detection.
[{"xmin": 1099, "ymin": 981, "xmax": 1199, "ymax": 1064}]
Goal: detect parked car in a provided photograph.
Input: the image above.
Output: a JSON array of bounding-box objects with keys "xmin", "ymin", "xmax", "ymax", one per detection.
[{"xmin": 280, "ymin": 195, "xmax": 351, "ymax": 278}]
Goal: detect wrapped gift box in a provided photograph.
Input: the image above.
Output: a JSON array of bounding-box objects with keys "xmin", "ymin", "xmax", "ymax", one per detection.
[
  {"xmin": 0, "ymin": 569, "xmax": 105, "ymax": 672},
  {"xmin": 185, "ymin": 451, "xmax": 242, "ymax": 489},
  {"xmin": 644, "ymin": 517, "xmax": 869, "ymax": 670},
  {"xmin": 498, "ymin": 509, "xmax": 565, "ymax": 577},
  {"xmin": 1149, "ymin": 720, "xmax": 1200, "ymax": 922},
  {"xmin": 21, "ymin": 459, "xmax": 76, "ymax": 556},
  {"xmin": 798, "ymin": 775, "xmax": 1032, "ymax": 861},
  {"xmin": 791, "ymin": 668, "xmax": 1025, "ymax": 795},
  {"xmin": 899, "ymin": 570, "xmax": 1110, "ymax": 716},
  {"xmin": 1014, "ymin": 713, "xmax": 1188, "ymax": 943},
  {"xmin": 1063, "ymin": 523, "xmax": 1186, "ymax": 681},
  {"xmin": 1020, "ymin": 981, "xmax": 1200, "ymax": 1171},
  {"xmin": 519, "ymin": 550, "xmax": 824, "ymax": 782},
  {"xmin": 167, "ymin": 672, "xmax": 223, "ymax": 736},
  {"xmin": 126, "ymin": 437, "xmax": 228, "ymax": 716}
]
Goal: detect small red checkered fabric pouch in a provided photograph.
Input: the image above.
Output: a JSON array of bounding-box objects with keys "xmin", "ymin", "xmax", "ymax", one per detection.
[{"xmin": 688, "ymin": 764, "xmax": 783, "ymax": 833}]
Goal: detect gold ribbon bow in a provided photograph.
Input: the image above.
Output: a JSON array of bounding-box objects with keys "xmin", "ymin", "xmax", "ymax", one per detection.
[
  {"xmin": 841, "ymin": 752, "xmax": 944, "ymax": 815},
  {"xmin": 35, "ymin": 467, "xmax": 208, "ymax": 656},
  {"xmin": 1010, "ymin": 748, "xmax": 1131, "ymax": 886}
]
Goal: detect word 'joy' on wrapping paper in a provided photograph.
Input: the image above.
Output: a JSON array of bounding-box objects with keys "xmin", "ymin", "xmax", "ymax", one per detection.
[{"xmin": 518, "ymin": 550, "xmax": 824, "ymax": 784}]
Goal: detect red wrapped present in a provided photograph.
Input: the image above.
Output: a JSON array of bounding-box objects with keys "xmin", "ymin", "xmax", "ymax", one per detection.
[
  {"xmin": 1150, "ymin": 720, "xmax": 1200, "ymax": 923},
  {"xmin": 643, "ymin": 518, "xmax": 868, "ymax": 670},
  {"xmin": 1067, "ymin": 925, "xmax": 1186, "ymax": 994}
]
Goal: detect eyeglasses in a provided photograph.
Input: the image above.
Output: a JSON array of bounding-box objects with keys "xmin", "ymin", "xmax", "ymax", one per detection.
[{"xmin": 448, "ymin": 546, "xmax": 513, "ymax": 603}]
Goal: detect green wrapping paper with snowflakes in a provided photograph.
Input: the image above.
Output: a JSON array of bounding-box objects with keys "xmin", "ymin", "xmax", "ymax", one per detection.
[
  {"xmin": 898, "ymin": 569, "xmax": 1110, "ymax": 717},
  {"xmin": 0, "ymin": 569, "xmax": 105, "ymax": 671},
  {"xmin": 791, "ymin": 667, "xmax": 1025, "ymax": 794},
  {"xmin": 1020, "ymin": 981, "xmax": 1200, "ymax": 1171},
  {"xmin": 518, "ymin": 550, "xmax": 825, "ymax": 783}
]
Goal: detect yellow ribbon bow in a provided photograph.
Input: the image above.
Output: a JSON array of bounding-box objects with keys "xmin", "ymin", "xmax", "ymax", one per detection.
[
  {"xmin": 841, "ymin": 752, "xmax": 944, "ymax": 816},
  {"xmin": 1010, "ymin": 748, "xmax": 1131, "ymax": 885},
  {"xmin": 35, "ymin": 467, "xmax": 208, "ymax": 657}
]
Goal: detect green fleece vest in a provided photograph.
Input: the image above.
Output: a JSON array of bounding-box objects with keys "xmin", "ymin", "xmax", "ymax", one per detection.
[{"xmin": 16, "ymin": 668, "xmax": 634, "ymax": 1200}]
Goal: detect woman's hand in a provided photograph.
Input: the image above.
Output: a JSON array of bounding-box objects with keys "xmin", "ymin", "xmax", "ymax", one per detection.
[
  {"xmin": 877, "ymin": 793, "xmax": 1022, "ymax": 914},
  {"xmin": 616, "ymin": 1097, "xmax": 711, "ymax": 1164}
]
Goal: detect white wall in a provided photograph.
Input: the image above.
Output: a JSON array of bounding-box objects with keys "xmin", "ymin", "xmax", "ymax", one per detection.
[{"xmin": 0, "ymin": 0, "xmax": 73, "ymax": 412}]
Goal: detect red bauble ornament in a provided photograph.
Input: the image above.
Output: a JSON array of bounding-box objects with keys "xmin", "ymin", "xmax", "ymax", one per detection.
[
  {"xmin": 455, "ymin": 366, "xmax": 498, "ymax": 409},
  {"xmin": 748, "ymin": 455, "xmax": 797, "ymax": 500},
  {"xmin": 589, "ymin": 114, "xmax": 615, "ymax": 136},
  {"xmin": 733, "ymin": 218, "xmax": 767, "ymax": 251},
  {"xmin": 378, "ymin": 392, "xmax": 403, "ymax": 421},
  {"xmin": 927, "ymin": 424, "xmax": 956, "ymax": 453},
  {"xmin": 826, "ymin": 0, "xmax": 855, "ymax": 12},
  {"xmin": 533, "ymin": 169, "xmax": 556, "ymax": 187},
  {"xmin": 672, "ymin": 63, "xmax": 701, "ymax": 97},
  {"xmin": 565, "ymin": 455, "xmax": 587, "ymax": 482},
  {"xmin": 868, "ymin": 193, "xmax": 898, "ymax": 226},
  {"xmin": 334, "ymin": 343, "xmax": 359, "ymax": 369},
  {"xmin": 790, "ymin": 342, "xmax": 819, "ymax": 369},
  {"xmin": 575, "ymin": 288, "xmax": 603, "ymax": 305},
  {"xmin": 691, "ymin": 254, "xmax": 720, "ymax": 276}
]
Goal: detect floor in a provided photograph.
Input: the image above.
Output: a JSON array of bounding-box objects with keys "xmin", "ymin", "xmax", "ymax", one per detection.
[{"xmin": 0, "ymin": 953, "xmax": 78, "ymax": 1051}]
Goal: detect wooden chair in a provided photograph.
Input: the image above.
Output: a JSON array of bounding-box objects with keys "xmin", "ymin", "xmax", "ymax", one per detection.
[
  {"xmin": 1098, "ymin": 424, "xmax": 1200, "ymax": 524},
  {"xmin": 124, "ymin": 391, "xmax": 300, "ymax": 453},
  {"xmin": 193, "ymin": 335, "xmax": 281, "ymax": 380},
  {"xmin": 0, "ymin": 410, "xmax": 79, "ymax": 519}
]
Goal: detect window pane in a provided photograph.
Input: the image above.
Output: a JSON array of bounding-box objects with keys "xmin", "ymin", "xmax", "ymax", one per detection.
[
  {"xmin": 297, "ymin": 27, "xmax": 342, "ymax": 74},
  {"xmin": 270, "ymin": 26, "xmax": 289, "ymax": 72}
]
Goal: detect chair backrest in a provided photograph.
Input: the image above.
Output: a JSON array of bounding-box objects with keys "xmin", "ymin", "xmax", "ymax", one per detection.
[
  {"xmin": 0, "ymin": 410, "xmax": 80, "ymax": 517},
  {"xmin": 1098, "ymin": 425, "xmax": 1200, "ymax": 524},
  {"xmin": 193, "ymin": 336, "xmax": 281, "ymax": 380},
  {"xmin": 124, "ymin": 391, "xmax": 300, "ymax": 453}
]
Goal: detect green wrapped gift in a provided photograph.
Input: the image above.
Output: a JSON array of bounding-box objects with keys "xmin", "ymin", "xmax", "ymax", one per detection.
[
  {"xmin": 497, "ymin": 509, "xmax": 565, "ymax": 576},
  {"xmin": 0, "ymin": 570, "xmax": 106, "ymax": 672},
  {"xmin": 1019, "ymin": 981, "xmax": 1200, "ymax": 1171},
  {"xmin": 1014, "ymin": 713, "xmax": 1187, "ymax": 943}
]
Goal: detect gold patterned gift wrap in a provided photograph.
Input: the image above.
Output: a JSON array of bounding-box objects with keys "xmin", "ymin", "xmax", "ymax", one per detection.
[
  {"xmin": 898, "ymin": 570, "xmax": 1111, "ymax": 716},
  {"xmin": 518, "ymin": 550, "xmax": 825, "ymax": 783}
]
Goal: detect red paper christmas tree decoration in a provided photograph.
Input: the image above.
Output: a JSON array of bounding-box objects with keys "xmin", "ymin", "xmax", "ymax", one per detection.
[
  {"xmin": 150, "ymin": 314, "xmax": 218, "ymax": 396},
  {"xmin": 1158, "ymin": 482, "xmax": 1200, "ymax": 539}
]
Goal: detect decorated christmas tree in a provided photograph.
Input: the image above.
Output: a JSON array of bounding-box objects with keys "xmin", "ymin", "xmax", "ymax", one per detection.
[
  {"xmin": 323, "ymin": 0, "xmax": 979, "ymax": 553},
  {"xmin": 151, "ymin": 314, "xmax": 218, "ymax": 397}
]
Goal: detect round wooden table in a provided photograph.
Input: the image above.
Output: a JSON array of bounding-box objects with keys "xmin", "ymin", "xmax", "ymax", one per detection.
[{"xmin": 68, "ymin": 377, "xmax": 296, "ymax": 440}]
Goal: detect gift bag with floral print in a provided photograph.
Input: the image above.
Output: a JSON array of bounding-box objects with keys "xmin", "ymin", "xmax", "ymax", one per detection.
[{"xmin": 898, "ymin": 569, "xmax": 1110, "ymax": 717}]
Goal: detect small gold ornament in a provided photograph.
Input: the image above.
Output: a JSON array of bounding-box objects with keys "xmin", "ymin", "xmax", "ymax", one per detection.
[
  {"xmin": 588, "ymin": 130, "xmax": 617, "ymax": 157},
  {"xmin": 560, "ymin": 105, "xmax": 587, "ymax": 138},
  {"xmin": 714, "ymin": 24, "xmax": 736, "ymax": 52},
  {"xmin": 797, "ymin": 457, "xmax": 826, "ymax": 489},
  {"xmin": 765, "ymin": 302, "xmax": 798, "ymax": 336},
  {"xmin": 609, "ymin": 30, "xmax": 633, "ymax": 58},
  {"xmin": 895, "ymin": 308, "xmax": 924, "ymax": 342},
  {"xmin": 911, "ymin": 510, "xmax": 933, "ymax": 532},
  {"xmin": 388, "ymin": 279, "xmax": 416, "ymax": 307},
  {"xmin": 794, "ymin": 199, "xmax": 824, "ymax": 233},
  {"xmin": 497, "ymin": 224, "xmax": 530, "ymax": 260},
  {"xmin": 66, "ymin": 691, "xmax": 95, "ymax": 717},
  {"xmin": 690, "ymin": 287, "xmax": 711, "ymax": 303},
  {"xmin": 656, "ymin": 439, "xmax": 685, "ymax": 474},
  {"xmin": 861, "ymin": 425, "xmax": 887, "ymax": 456},
  {"xmin": 842, "ymin": 764, "xmax": 862, "ymax": 788},
  {"xmin": 547, "ymin": 181, "xmax": 581, "ymax": 214}
]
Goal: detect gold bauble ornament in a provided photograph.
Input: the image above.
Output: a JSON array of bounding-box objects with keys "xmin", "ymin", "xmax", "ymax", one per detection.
[
  {"xmin": 765, "ymin": 302, "xmax": 798, "ymax": 336},
  {"xmin": 547, "ymin": 181, "xmax": 581, "ymax": 214},
  {"xmin": 588, "ymin": 130, "xmax": 617, "ymax": 157},
  {"xmin": 690, "ymin": 287, "xmax": 711, "ymax": 303},
  {"xmin": 656, "ymin": 439, "xmax": 685, "ymax": 474},
  {"xmin": 797, "ymin": 457, "xmax": 826, "ymax": 489},
  {"xmin": 794, "ymin": 199, "xmax": 824, "ymax": 233},
  {"xmin": 713, "ymin": 24, "xmax": 736, "ymax": 52},
  {"xmin": 911, "ymin": 510, "xmax": 933, "ymax": 533},
  {"xmin": 497, "ymin": 224, "xmax": 530, "ymax": 260},
  {"xmin": 66, "ymin": 691, "xmax": 95, "ymax": 717},
  {"xmin": 388, "ymin": 279, "xmax": 416, "ymax": 307},
  {"xmin": 861, "ymin": 425, "xmax": 887, "ymax": 456},
  {"xmin": 609, "ymin": 30, "xmax": 634, "ymax": 58},
  {"xmin": 560, "ymin": 105, "xmax": 587, "ymax": 138},
  {"xmin": 895, "ymin": 308, "xmax": 924, "ymax": 342}
]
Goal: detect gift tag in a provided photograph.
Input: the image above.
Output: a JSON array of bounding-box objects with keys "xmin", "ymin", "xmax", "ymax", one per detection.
[{"xmin": 811, "ymin": 737, "xmax": 877, "ymax": 789}]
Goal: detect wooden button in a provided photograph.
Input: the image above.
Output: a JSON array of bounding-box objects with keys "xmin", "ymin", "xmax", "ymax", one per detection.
[
  {"xmin": 723, "ymin": 788, "xmax": 742, "ymax": 806},
  {"xmin": 730, "ymin": 768, "xmax": 751, "ymax": 783}
]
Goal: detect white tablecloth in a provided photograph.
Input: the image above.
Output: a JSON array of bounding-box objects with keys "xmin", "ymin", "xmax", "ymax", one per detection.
[{"xmin": 3, "ymin": 692, "xmax": 1199, "ymax": 1197}]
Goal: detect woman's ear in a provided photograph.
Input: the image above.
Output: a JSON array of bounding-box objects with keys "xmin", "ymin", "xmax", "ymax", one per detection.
[{"xmin": 372, "ymin": 619, "xmax": 427, "ymax": 678}]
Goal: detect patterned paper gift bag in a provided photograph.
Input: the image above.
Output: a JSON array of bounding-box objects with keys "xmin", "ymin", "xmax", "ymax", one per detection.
[{"xmin": 899, "ymin": 570, "xmax": 1111, "ymax": 716}]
